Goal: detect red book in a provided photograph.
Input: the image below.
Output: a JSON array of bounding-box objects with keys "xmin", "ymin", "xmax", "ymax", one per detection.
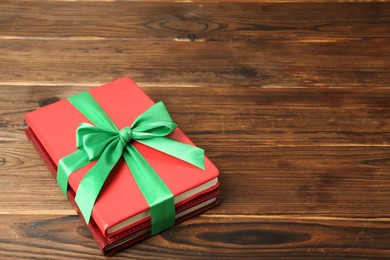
[{"xmin": 25, "ymin": 78, "xmax": 220, "ymax": 255}]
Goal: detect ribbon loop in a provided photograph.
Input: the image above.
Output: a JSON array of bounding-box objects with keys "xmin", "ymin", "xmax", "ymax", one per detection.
[
  {"xmin": 131, "ymin": 102, "xmax": 177, "ymax": 139},
  {"xmin": 76, "ymin": 122, "xmax": 118, "ymax": 161}
]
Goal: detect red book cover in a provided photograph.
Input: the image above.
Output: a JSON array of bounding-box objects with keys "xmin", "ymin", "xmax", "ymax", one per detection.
[{"xmin": 25, "ymin": 78, "xmax": 220, "ymax": 254}]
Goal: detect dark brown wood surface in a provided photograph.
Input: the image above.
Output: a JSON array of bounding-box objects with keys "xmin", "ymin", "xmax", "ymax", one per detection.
[{"xmin": 1, "ymin": 1, "xmax": 390, "ymax": 259}]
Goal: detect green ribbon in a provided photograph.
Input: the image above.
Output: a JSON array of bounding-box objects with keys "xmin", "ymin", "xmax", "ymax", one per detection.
[{"xmin": 56, "ymin": 91, "xmax": 205, "ymax": 235}]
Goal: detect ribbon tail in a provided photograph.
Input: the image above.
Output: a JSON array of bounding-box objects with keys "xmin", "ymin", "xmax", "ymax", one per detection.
[
  {"xmin": 124, "ymin": 145, "xmax": 175, "ymax": 235},
  {"xmin": 57, "ymin": 150, "xmax": 90, "ymax": 198},
  {"xmin": 75, "ymin": 141, "xmax": 123, "ymax": 224},
  {"xmin": 137, "ymin": 137, "xmax": 205, "ymax": 170}
]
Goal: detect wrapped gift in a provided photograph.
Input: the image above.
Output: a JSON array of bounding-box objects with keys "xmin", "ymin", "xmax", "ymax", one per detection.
[{"xmin": 25, "ymin": 78, "xmax": 220, "ymax": 255}]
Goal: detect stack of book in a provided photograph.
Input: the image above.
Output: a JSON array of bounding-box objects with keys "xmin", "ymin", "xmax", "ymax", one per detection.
[{"xmin": 25, "ymin": 78, "xmax": 220, "ymax": 255}]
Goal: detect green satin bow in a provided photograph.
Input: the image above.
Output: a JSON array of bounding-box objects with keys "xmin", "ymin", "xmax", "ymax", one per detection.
[{"xmin": 56, "ymin": 91, "xmax": 205, "ymax": 235}]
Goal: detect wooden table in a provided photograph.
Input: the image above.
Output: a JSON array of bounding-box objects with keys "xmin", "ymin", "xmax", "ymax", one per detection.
[{"xmin": 1, "ymin": 1, "xmax": 390, "ymax": 259}]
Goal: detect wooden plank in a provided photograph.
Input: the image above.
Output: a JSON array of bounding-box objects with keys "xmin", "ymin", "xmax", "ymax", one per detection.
[
  {"xmin": 0, "ymin": 39, "xmax": 388, "ymax": 87},
  {"xmin": 0, "ymin": 2, "xmax": 389, "ymax": 87},
  {"xmin": 2, "ymin": 141, "xmax": 390, "ymax": 217},
  {"xmin": 1, "ymin": 215, "xmax": 389, "ymax": 259},
  {"xmin": 0, "ymin": 2, "xmax": 389, "ymax": 41},
  {"xmin": 1, "ymin": 85, "xmax": 390, "ymax": 145}
]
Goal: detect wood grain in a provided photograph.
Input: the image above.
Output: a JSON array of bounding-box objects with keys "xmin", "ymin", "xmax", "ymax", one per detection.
[
  {"xmin": 1, "ymin": 86, "xmax": 390, "ymax": 145},
  {"xmin": 1, "ymin": 215, "xmax": 390, "ymax": 259},
  {"xmin": 0, "ymin": 0, "xmax": 390, "ymax": 258},
  {"xmin": 0, "ymin": 2, "xmax": 389, "ymax": 87},
  {"xmin": 1, "ymin": 2, "xmax": 389, "ymax": 40},
  {"xmin": 1, "ymin": 37, "xmax": 389, "ymax": 88}
]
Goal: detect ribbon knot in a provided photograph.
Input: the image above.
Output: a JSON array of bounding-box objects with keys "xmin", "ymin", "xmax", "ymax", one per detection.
[{"xmin": 119, "ymin": 127, "xmax": 133, "ymax": 145}]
